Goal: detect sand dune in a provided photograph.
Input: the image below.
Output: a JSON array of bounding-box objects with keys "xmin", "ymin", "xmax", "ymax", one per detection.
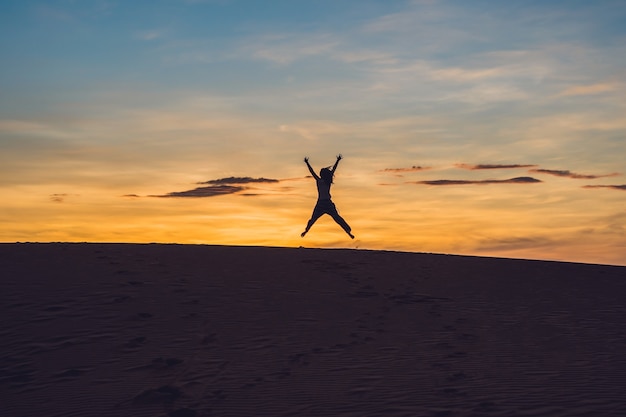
[{"xmin": 1, "ymin": 243, "xmax": 625, "ymax": 417}]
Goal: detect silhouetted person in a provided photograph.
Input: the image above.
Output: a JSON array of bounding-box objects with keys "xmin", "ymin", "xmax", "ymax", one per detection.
[{"xmin": 301, "ymin": 154, "xmax": 354, "ymax": 239}]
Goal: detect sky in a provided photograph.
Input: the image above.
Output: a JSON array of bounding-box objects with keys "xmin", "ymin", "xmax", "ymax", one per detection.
[{"xmin": 1, "ymin": 0, "xmax": 625, "ymax": 266}]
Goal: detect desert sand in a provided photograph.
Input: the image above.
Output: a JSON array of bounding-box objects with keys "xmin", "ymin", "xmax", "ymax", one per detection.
[{"xmin": 1, "ymin": 243, "xmax": 625, "ymax": 417}]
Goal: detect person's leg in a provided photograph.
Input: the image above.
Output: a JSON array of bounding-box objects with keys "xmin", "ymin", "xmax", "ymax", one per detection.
[
  {"xmin": 331, "ymin": 213, "xmax": 354, "ymax": 238},
  {"xmin": 301, "ymin": 209, "xmax": 324, "ymax": 237},
  {"xmin": 328, "ymin": 204, "xmax": 354, "ymax": 239}
]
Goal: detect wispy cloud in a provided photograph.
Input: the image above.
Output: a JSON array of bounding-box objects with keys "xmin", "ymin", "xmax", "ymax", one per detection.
[
  {"xmin": 246, "ymin": 33, "xmax": 340, "ymax": 65},
  {"xmin": 279, "ymin": 122, "xmax": 347, "ymax": 141},
  {"xmin": 50, "ymin": 193, "xmax": 82, "ymax": 203},
  {"xmin": 531, "ymin": 169, "xmax": 620, "ymax": 180},
  {"xmin": 583, "ymin": 185, "xmax": 626, "ymax": 191},
  {"xmin": 457, "ymin": 163, "xmax": 537, "ymax": 170},
  {"xmin": 153, "ymin": 185, "xmax": 244, "ymax": 198},
  {"xmin": 35, "ymin": 5, "xmax": 74, "ymax": 22},
  {"xmin": 135, "ymin": 30, "xmax": 164, "ymax": 41},
  {"xmin": 199, "ymin": 177, "xmax": 279, "ymax": 185},
  {"xmin": 379, "ymin": 165, "xmax": 431, "ymax": 173},
  {"xmin": 476, "ymin": 236, "xmax": 554, "ymax": 252},
  {"xmin": 50, "ymin": 193, "xmax": 70, "ymax": 203},
  {"xmin": 558, "ymin": 82, "xmax": 618, "ymax": 97},
  {"xmin": 151, "ymin": 177, "xmax": 280, "ymax": 198},
  {"xmin": 414, "ymin": 177, "xmax": 541, "ymax": 186}
]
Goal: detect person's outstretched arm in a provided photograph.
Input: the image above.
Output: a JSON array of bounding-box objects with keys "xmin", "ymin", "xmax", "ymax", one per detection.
[
  {"xmin": 304, "ymin": 157, "xmax": 320, "ymax": 180},
  {"xmin": 331, "ymin": 154, "xmax": 342, "ymax": 172}
]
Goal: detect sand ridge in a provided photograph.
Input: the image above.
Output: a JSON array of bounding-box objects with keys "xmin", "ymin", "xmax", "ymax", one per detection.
[{"xmin": 1, "ymin": 243, "xmax": 625, "ymax": 416}]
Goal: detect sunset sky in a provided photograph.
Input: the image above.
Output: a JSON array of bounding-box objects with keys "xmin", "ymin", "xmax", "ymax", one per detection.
[{"xmin": 2, "ymin": 0, "xmax": 625, "ymax": 265}]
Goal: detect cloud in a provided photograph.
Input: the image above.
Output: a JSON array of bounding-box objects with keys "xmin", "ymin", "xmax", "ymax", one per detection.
[
  {"xmin": 35, "ymin": 5, "xmax": 73, "ymax": 22},
  {"xmin": 531, "ymin": 169, "xmax": 620, "ymax": 180},
  {"xmin": 583, "ymin": 185, "xmax": 626, "ymax": 191},
  {"xmin": 50, "ymin": 193, "xmax": 80, "ymax": 203},
  {"xmin": 135, "ymin": 30, "xmax": 163, "ymax": 41},
  {"xmin": 198, "ymin": 177, "xmax": 279, "ymax": 185},
  {"xmin": 279, "ymin": 122, "xmax": 346, "ymax": 141},
  {"xmin": 50, "ymin": 194, "xmax": 69, "ymax": 203},
  {"xmin": 153, "ymin": 185, "xmax": 244, "ymax": 198},
  {"xmin": 476, "ymin": 236, "xmax": 554, "ymax": 252},
  {"xmin": 152, "ymin": 177, "xmax": 280, "ymax": 198},
  {"xmin": 414, "ymin": 177, "xmax": 541, "ymax": 186},
  {"xmin": 456, "ymin": 163, "xmax": 537, "ymax": 170},
  {"xmin": 380, "ymin": 166, "xmax": 431, "ymax": 173},
  {"xmin": 558, "ymin": 83, "xmax": 617, "ymax": 97},
  {"xmin": 247, "ymin": 33, "xmax": 339, "ymax": 65}
]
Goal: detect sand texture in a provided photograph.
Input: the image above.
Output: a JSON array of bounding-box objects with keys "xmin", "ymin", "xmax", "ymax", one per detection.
[{"xmin": 1, "ymin": 243, "xmax": 625, "ymax": 417}]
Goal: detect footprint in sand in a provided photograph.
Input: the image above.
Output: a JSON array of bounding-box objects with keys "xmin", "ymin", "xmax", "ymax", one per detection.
[
  {"xmin": 124, "ymin": 336, "xmax": 147, "ymax": 349},
  {"xmin": 446, "ymin": 371, "xmax": 467, "ymax": 382},
  {"xmin": 151, "ymin": 357, "xmax": 184, "ymax": 369},
  {"xmin": 288, "ymin": 352, "xmax": 310, "ymax": 366},
  {"xmin": 52, "ymin": 367, "xmax": 91, "ymax": 378},
  {"xmin": 169, "ymin": 408, "xmax": 197, "ymax": 417},
  {"xmin": 201, "ymin": 333, "xmax": 217, "ymax": 345},
  {"xmin": 133, "ymin": 385, "xmax": 181, "ymax": 405},
  {"xmin": 124, "ymin": 357, "xmax": 184, "ymax": 372}
]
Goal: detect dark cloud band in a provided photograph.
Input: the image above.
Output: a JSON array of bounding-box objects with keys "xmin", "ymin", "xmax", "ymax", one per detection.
[
  {"xmin": 151, "ymin": 177, "xmax": 280, "ymax": 198},
  {"xmin": 380, "ymin": 166, "xmax": 430, "ymax": 173},
  {"xmin": 531, "ymin": 169, "xmax": 619, "ymax": 180},
  {"xmin": 415, "ymin": 177, "xmax": 541, "ymax": 186},
  {"xmin": 583, "ymin": 185, "xmax": 626, "ymax": 191},
  {"xmin": 154, "ymin": 185, "xmax": 244, "ymax": 198},
  {"xmin": 456, "ymin": 163, "xmax": 537, "ymax": 170},
  {"xmin": 199, "ymin": 177, "xmax": 279, "ymax": 185}
]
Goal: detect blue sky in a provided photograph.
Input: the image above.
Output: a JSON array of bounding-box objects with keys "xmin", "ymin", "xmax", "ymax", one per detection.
[{"xmin": 1, "ymin": 0, "xmax": 625, "ymax": 265}]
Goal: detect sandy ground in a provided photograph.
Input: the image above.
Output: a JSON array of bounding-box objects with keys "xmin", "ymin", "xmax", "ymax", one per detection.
[{"xmin": 1, "ymin": 243, "xmax": 625, "ymax": 417}]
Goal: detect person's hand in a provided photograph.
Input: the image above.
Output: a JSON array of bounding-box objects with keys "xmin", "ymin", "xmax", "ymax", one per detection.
[
  {"xmin": 336, "ymin": 154, "xmax": 342, "ymax": 161},
  {"xmin": 304, "ymin": 157, "xmax": 309, "ymax": 163}
]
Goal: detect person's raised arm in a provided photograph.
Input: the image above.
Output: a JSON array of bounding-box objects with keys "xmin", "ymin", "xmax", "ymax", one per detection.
[
  {"xmin": 304, "ymin": 157, "xmax": 320, "ymax": 180},
  {"xmin": 331, "ymin": 154, "xmax": 342, "ymax": 172}
]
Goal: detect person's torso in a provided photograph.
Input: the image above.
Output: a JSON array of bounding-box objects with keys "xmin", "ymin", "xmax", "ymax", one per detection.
[{"xmin": 316, "ymin": 178, "xmax": 332, "ymax": 200}]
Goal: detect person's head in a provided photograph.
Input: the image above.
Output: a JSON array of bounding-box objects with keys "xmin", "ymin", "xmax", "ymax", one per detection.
[{"xmin": 320, "ymin": 167, "xmax": 334, "ymax": 185}]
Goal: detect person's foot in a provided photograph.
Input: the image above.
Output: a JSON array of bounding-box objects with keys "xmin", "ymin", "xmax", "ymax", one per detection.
[
  {"xmin": 301, "ymin": 231, "xmax": 307, "ymax": 237},
  {"xmin": 348, "ymin": 233, "xmax": 355, "ymax": 239}
]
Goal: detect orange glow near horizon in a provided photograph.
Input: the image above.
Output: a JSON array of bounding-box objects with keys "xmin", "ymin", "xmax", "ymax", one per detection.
[{"xmin": 3, "ymin": 165, "xmax": 625, "ymax": 266}]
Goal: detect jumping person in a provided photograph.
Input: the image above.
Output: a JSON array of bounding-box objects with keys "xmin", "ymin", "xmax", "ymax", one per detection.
[{"xmin": 301, "ymin": 154, "xmax": 354, "ymax": 239}]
